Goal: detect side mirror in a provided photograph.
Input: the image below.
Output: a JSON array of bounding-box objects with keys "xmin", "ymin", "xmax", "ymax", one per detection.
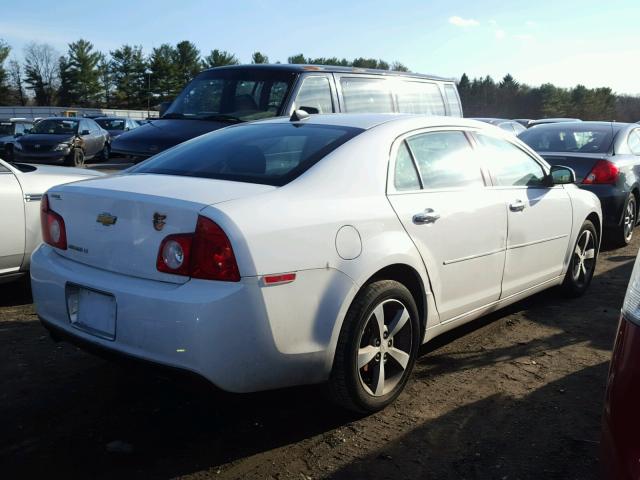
[
  {"xmin": 550, "ymin": 165, "xmax": 576, "ymax": 185},
  {"xmin": 298, "ymin": 106, "xmax": 320, "ymax": 115},
  {"xmin": 81, "ymin": 129, "xmax": 90, "ymax": 136},
  {"xmin": 159, "ymin": 101, "xmax": 173, "ymax": 117}
]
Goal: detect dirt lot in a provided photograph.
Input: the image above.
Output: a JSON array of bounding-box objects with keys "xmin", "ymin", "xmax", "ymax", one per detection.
[{"xmin": 1, "ymin": 234, "xmax": 636, "ymax": 480}]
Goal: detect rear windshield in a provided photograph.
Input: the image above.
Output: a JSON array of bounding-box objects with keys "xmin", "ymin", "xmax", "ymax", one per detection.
[
  {"xmin": 130, "ymin": 123, "xmax": 363, "ymax": 186},
  {"xmin": 520, "ymin": 124, "xmax": 615, "ymax": 154},
  {"xmin": 163, "ymin": 69, "xmax": 296, "ymax": 122}
]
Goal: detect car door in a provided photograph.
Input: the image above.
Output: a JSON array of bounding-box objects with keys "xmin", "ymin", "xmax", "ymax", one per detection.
[
  {"xmin": 0, "ymin": 162, "xmax": 25, "ymax": 273},
  {"xmin": 473, "ymin": 132, "xmax": 573, "ymax": 297},
  {"xmin": 387, "ymin": 129, "xmax": 508, "ymax": 322}
]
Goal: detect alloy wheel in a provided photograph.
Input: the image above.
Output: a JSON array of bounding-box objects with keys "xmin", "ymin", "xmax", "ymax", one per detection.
[
  {"xmin": 357, "ymin": 299, "xmax": 413, "ymax": 397},
  {"xmin": 624, "ymin": 197, "xmax": 636, "ymax": 243},
  {"xmin": 572, "ymin": 229, "xmax": 596, "ymax": 287}
]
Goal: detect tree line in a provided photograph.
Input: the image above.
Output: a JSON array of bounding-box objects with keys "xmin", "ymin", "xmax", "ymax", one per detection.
[
  {"xmin": 0, "ymin": 37, "xmax": 638, "ymax": 121},
  {"xmin": 458, "ymin": 73, "xmax": 640, "ymax": 122},
  {"xmin": 0, "ymin": 38, "xmax": 408, "ymax": 110}
]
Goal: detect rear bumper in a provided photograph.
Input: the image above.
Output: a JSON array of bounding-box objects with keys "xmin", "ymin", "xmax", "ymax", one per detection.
[
  {"xmin": 601, "ymin": 315, "xmax": 640, "ymax": 480},
  {"xmin": 30, "ymin": 245, "xmax": 355, "ymax": 393},
  {"xmin": 579, "ymin": 185, "xmax": 628, "ymax": 227}
]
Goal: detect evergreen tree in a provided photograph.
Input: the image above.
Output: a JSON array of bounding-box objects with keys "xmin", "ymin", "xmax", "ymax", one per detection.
[
  {"xmin": 0, "ymin": 40, "xmax": 11, "ymax": 105},
  {"xmin": 173, "ymin": 41, "xmax": 201, "ymax": 86},
  {"xmin": 97, "ymin": 55, "xmax": 112, "ymax": 107},
  {"xmin": 57, "ymin": 39, "xmax": 102, "ymax": 107},
  {"xmin": 391, "ymin": 61, "xmax": 409, "ymax": 72},
  {"xmin": 202, "ymin": 49, "xmax": 239, "ymax": 68},
  {"xmin": 149, "ymin": 43, "xmax": 178, "ymax": 101},
  {"xmin": 110, "ymin": 45, "xmax": 148, "ymax": 109},
  {"xmin": 251, "ymin": 51, "xmax": 269, "ymax": 64},
  {"xmin": 287, "ymin": 53, "xmax": 306, "ymax": 64}
]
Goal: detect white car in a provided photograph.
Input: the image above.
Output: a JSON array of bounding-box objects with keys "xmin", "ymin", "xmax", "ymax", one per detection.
[
  {"xmin": 30, "ymin": 114, "xmax": 601, "ymax": 412},
  {"xmin": 0, "ymin": 158, "xmax": 103, "ymax": 283}
]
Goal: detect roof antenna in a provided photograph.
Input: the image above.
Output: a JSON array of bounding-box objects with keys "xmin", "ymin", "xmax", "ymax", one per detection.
[{"xmin": 290, "ymin": 109, "xmax": 310, "ymax": 122}]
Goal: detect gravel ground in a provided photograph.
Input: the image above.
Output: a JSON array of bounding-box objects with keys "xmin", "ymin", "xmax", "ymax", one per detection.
[{"xmin": 1, "ymin": 233, "xmax": 636, "ymax": 480}]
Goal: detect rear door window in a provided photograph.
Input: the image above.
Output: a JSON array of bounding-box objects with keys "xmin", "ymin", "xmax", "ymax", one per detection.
[
  {"xmin": 396, "ymin": 81, "xmax": 446, "ymax": 115},
  {"xmin": 394, "ymin": 142, "xmax": 421, "ymax": 191},
  {"xmin": 293, "ymin": 76, "xmax": 334, "ymax": 114},
  {"xmin": 406, "ymin": 131, "xmax": 484, "ymax": 189},
  {"xmin": 443, "ymin": 84, "xmax": 462, "ymax": 117},
  {"xmin": 340, "ymin": 77, "xmax": 394, "ymax": 113}
]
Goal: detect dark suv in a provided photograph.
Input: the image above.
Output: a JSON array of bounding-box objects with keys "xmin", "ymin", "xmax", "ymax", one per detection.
[
  {"xmin": 0, "ymin": 118, "xmax": 34, "ymax": 162},
  {"xmin": 14, "ymin": 117, "xmax": 110, "ymax": 167},
  {"xmin": 112, "ymin": 64, "xmax": 463, "ymax": 161}
]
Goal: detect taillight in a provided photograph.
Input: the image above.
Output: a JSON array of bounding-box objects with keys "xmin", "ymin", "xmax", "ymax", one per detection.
[
  {"xmin": 582, "ymin": 159, "xmax": 619, "ymax": 185},
  {"xmin": 40, "ymin": 194, "xmax": 67, "ymax": 250},
  {"xmin": 156, "ymin": 216, "xmax": 240, "ymax": 282}
]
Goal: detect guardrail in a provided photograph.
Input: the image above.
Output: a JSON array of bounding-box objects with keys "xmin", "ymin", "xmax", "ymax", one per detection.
[{"xmin": 0, "ymin": 106, "xmax": 159, "ymax": 120}]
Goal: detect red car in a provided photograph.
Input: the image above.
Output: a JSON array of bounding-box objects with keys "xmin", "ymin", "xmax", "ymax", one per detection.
[{"xmin": 602, "ymin": 258, "xmax": 640, "ymax": 479}]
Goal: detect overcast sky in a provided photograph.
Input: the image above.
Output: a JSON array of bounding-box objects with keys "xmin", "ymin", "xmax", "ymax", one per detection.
[{"xmin": 2, "ymin": 0, "xmax": 639, "ymax": 94}]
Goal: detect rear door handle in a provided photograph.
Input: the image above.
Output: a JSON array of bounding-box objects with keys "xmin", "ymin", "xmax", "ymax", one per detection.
[
  {"xmin": 413, "ymin": 208, "xmax": 441, "ymax": 224},
  {"xmin": 509, "ymin": 199, "xmax": 526, "ymax": 212}
]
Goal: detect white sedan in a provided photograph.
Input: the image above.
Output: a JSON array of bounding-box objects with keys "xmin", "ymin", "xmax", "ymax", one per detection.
[
  {"xmin": 30, "ymin": 114, "xmax": 601, "ymax": 412},
  {"xmin": 0, "ymin": 158, "xmax": 102, "ymax": 283}
]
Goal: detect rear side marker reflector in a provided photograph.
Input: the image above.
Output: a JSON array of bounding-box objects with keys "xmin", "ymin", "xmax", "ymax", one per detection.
[{"xmin": 263, "ymin": 273, "xmax": 296, "ymax": 286}]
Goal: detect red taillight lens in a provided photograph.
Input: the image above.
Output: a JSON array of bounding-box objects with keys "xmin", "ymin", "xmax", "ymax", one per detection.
[
  {"xmin": 40, "ymin": 194, "xmax": 67, "ymax": 250},
  {"xmin": 156, "ymin": 216, "xmax": 240, "ymax": 282},
  {"xmin": 582, "ymin": 159, "xmax": 619, "ymax": 185},
  {"xmin": 191, "ymin": 216, "xmax": 240, "ymax": 282}
]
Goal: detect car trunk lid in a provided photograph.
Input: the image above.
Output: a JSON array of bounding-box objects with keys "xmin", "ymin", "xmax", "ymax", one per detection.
[
  {"xmin": 540, "ymin": 152, "xmax": 610, "ymax": 183},
  {"xmin": 47, "ymin": 174, "xmax": 275, "ymax": 283}
]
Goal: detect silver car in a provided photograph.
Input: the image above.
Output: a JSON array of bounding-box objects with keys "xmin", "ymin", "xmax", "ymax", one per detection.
[{"xmin": 0, "ymin": 158, "xmax": 103, "ymax": 283}]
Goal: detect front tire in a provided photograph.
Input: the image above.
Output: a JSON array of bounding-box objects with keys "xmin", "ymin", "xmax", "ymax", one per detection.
[
  {"xmin": 328, "ymin": 280, "xmax": 420, "ymax": 413},
  {"xmin": 562, "ymin": 220, "xmax": 598, "ymax": 297},
  {"xmin": 65, "ymin": 148, "xmax": 85, "ymax": 168}
]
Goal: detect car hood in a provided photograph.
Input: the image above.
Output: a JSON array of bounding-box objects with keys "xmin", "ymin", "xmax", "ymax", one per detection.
[
  {"xmin": 111, "ymin": 118, "xmax": 229, "ymax": 156},
  {"xmin": 0, "ymin": 134, "xmax": 14, "ymax": 143},
  {"xmin": 19, "ymin": 133, "xmax": 75, "ymax": 146}
]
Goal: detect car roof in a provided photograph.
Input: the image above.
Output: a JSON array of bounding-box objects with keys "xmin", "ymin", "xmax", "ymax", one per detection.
[
  {"xmin": 0, "ymin": 118, "xmax": 32, "ymax": 123},
  {"xmin": 253, "ymin": 113, "xmax": 487, "ymax": 131},
  {"xmin": 202, "ymin": 63, "xmax": 455, "ymax": 82},
  {"xmin": 527, "ymin": 121, "xmax": 631, "ymax": 132},
  {"xmin": 40, "ymin": 117, "xmax": 81, "ymax": 121},
  {"xmin": 471, "ymin": 118, "xmax": 510, "ymax": 124}
]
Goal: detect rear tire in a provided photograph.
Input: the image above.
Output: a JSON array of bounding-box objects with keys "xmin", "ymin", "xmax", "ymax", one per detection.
[
  {"xmin": 65, "ymin": 148, "xmax": 85, "ymax": 168},
  {"xmin": 613, "ymin": 193, "xmax": 637, "ymax": 247},
  {"xmin": 328, "ymin": 280, "xmax": 420, "ymax": 413},
  {"xmin": 562, "ymin": 220, "xmax": 598, "ymax": 297},
  {"xmin": 99, "ymin": 143, "xmax": 110, "ymax": 162}
]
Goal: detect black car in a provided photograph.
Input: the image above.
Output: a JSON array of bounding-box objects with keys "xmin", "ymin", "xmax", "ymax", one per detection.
[
  {"xmin": 111, "ymin": 63, "xmax": 464, "ymax": 161},
  {"xmin": 520, "ymin": 121, "xmax": 640, "ymax": 245},
  {"xmin": 14, "ymin": 117, "xmax": 110, "ymax": 167},
  {"xmin": 94, "ymin": 117, "xmax": 139, "ymax": 140},
  {"xmin": 0, "ymin": 118, "xmax": 34, "ymax": 162}
]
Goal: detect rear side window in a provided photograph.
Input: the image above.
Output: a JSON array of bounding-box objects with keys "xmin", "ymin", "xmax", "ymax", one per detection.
[
  {"xmin": 340, "ymin": 77, "xmax": 394, "ymax": 113},
  {"xmin": 406, "ymin": 131, "xmax": 483, "ymax": 189},
  {"xmin": 131, "ymin": 123, "xmax": 363, "ymax": 186},
  {"xmin": 476, "ymin": 134, "xmax": 546, "ymax": 187},
  {"xmin": 443, "ymin": 84, "xmax": 462, "ymax": 117},
  {"xmin": 629, "ymin": 130, "xmax": 640, "ymax": 155},
  {"xmin": 294, "ymin": 76, "xmax": 334, "ymax": 114},
  {"xmin": 396, "ymin": 81, "xmax": 446, "ymax": 115},
  {"xmin": 394, "ymin": 142, "xmax": 421, "ymax": 191}
]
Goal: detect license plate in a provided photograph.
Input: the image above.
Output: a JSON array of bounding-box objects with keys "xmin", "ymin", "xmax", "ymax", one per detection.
[{"xmin": 66, "ymin": 285, "xmax": 116, "ymax": 340}]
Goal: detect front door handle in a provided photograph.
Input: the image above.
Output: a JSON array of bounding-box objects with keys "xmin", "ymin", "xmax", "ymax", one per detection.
[
  {"xmin": 413, "ymin": 208, "xmax": 441, "ymax": 224},
  {"xmin": 509, "ymin": 199, "xmax": 526, "ymax": 212}
]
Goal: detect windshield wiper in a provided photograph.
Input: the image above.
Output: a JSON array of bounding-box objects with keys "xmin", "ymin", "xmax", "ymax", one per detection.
[{"xmin": 198, "ymin": 114, "xmax": 244, "ymax": 123}]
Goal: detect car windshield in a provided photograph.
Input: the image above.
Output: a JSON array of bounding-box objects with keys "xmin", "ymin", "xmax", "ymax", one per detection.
[
  {"xmin": 520, "ymin": 125, "xmax": 615, "ymax": 153},
  {"xmin": 0, "ymin": 122, "xmax": 14, "ymax": 135},
  {"xmin": 130, "ymin": 123, "xmax": 363, "ymax": 186},
  {"xmin": 32, "ymin": 119, "xmax": 79, "ymax": 135},
  {"xmin": 163, "ymin": 69, "xmax": 296, "ymax": 122},
  {"xmin": 96, "ymin": 119, "xmax": 125, "ymax": 130}
]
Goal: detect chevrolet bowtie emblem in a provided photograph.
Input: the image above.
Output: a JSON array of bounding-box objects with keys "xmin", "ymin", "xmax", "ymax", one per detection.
[{"xmin": 96, "ymin": 212, "xmax": 117, "ymax": 226}]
